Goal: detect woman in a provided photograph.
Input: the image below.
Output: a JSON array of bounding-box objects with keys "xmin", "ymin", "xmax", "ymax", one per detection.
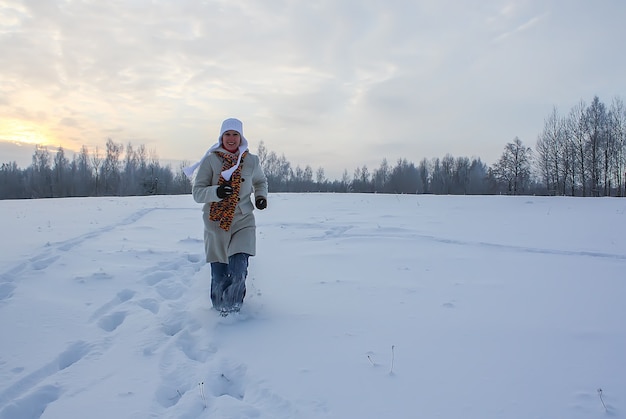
[{"xmin": 187, "ymin": 118, "xmax": 268, "ymax": 315}]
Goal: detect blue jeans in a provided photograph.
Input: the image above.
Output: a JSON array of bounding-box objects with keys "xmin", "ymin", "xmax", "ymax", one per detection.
[{"xmin": 210, "ymin": 253, "xmax": 249, "ymax": 311}]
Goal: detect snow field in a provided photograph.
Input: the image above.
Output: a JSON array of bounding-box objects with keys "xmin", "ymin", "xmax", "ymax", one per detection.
[{"xmin": 0, "ymin": 193, "xmax": 625, "ymax": 418}]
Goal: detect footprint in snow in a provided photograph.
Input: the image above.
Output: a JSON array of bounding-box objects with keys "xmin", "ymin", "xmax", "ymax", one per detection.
[
  {"xmin": 155, "ymin": 279, "xmax": 186, "ymax": 301},
  {"xmin": 0, "ymin": 283, "xmax": 16, "ymax": 302},
  {"xmin": 30, "ymin": 255, "xmax": 60, "ymax": 271},
  {"xmin": 138, "ymin": 298, "xmax": 160, "ymax": 314},
  {"xmin": 176, "ymin": 330, "xmax": 217, "ymax": 363},
  {"xmin": 0, "ymin": 385, "xmax": 61, "ymax": 419},
  {"xmin": 161, "ymin": 312, "xmax": 185, "ymax": 337},
  {"xmin": 143, "ymin": 270, "xmax": 172, "ymax": 286},
  {"xmin": 89, "ymin": 289, "xmax": 136, "ymax": 322},
  {"xmin": 209, "ymin": 361, "xmax": 247, "ymax": 400},
  {"xmin": 98, "ymin": 311, "xmax": 127, "ymax": 332},
  {"xmin": 0, "ymin": 341, "xmax": 90, "ymax": 416}
]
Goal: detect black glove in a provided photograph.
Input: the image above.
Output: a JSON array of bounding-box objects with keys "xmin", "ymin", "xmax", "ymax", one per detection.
[
  {"xmin": 255, "ymin": 197, "xmax": 267, "ymax": 210},
  {"xmin": 216, "ymin": 184, "xmax": 234, "ymax": 199}
]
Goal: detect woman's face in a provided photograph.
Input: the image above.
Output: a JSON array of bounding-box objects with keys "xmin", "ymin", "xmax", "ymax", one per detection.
[{"xmin": 222, "ymin": 130, "xmax": 241, "ymax": 152}]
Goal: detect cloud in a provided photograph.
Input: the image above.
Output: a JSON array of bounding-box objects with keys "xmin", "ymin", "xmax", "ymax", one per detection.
[
  {"xmin": 492, "ymin": 12, "xmax": 549, "ymax": 43},
  {"xmin": 1, "ymin": 0, "xmax": 625, "ymax": 177},
  {"xmin": 0, "ymin": 140, "xmax": 37, "ymax": 168}
]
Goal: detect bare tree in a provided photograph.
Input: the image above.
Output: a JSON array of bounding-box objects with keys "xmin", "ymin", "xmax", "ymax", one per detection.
[
  {"xmin": 29, "ymin": 145, "xmax": 52, "ymax": 198},
  {"xmin": 0, "ymin": 162, "xmax": 26, "ymax": 199},
  {"xmin": 440, "ymin": 154, "xmax": 455, "ymax": 194},
  {"xmin": 315, "ymin": 167, "xmax": 325, "ymax": 186},
  {"xmin": 388, "ymin": 159, "xmax": 419, "ymax": 193},
  {"xmin": 536, "ymin": 107, "xmax": 570, "ymax": 195},
  {"xmin": 430, "ymin": 158, "xmax": 444, "ymax": 194},
  {"xmin": 585, "ymin": 96, "xmax": 608, "ymax": 196},
  {"xmin": 608, "ymin": 97, "xmax": 626, "ymax": 196},
  {"xmin": 467, "ymin": 158, "xmax": 488, "ymax": 194},
  {"xmin": 453, "ymin": 156, "xmax": 471, "ymax": 194},
  {"xmin": 567, "ymin": 101, "xmax": 588, "ymax": 196},
  {"xmin": 91, "ymin": 146, "xmax": 103, "ymax": 196},
  {"xmin": 103, "ymin": 138, "xmax": 124, "ymax": 195},
  {"xmin": 75, "ymin": 146, "xmax": 92, "ymax": 196},
  {"xmin": 52, "ymin": 146, "xmax": 70, "ymax": 197},
  {"xmin": 417, "ymin": 158, "xmax": 430, "ymax": 193},
  {"xmin": 372, "ymin": 158, "xmax": 390, "ymax": 193},
  {"xmin": 122, "ymin": 142, "xmax": 139, "ymax": 195},
  {"xmin": 492, "ymin": 137, "xmax": 532, "ymax": 195},
  {"xmin": 341, "ymin": 169, "xmax": 351, "ymax": 192}
]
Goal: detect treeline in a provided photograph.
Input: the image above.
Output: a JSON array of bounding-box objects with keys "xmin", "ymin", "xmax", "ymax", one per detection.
[
  {"xmin": 0, "ymin": 139, "xmax": 192, "ymax": 199},
  {"xmin": 261, "ymin": 94, "xmax": 625, "ymax": 197},
  {"xmin": 1, "ymin": 95, "xmax": 625, "ymax": 199},
  {"xmin": 2, "ymin": 138, "xmax": 497, "ymax": 198},
  {"xmin": 259, "ymin": 139, "xmax": 492, "ymax": 194},
  {"xmin": 534, "ymin": 96, "xmax": 626, "ymax": 197}
]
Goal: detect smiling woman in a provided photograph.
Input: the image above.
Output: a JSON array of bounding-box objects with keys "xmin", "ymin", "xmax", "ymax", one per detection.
[{"xmin": 0, "ymin": 119, "xmax": 56, "ymax": 146}]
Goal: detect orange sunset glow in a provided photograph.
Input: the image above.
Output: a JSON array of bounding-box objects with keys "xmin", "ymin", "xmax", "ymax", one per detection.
[{"xmin": 0, "ymin": 119, "xmax": 57, "ymax": 147}]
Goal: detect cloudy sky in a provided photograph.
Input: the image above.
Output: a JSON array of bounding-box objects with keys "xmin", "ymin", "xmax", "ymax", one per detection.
[{"xmin": 1, "ymin": 0, "xmax": 625, "ymax": 178}]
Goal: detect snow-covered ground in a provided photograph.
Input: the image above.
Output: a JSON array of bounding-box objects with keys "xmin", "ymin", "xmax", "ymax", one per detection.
[{"xmin": 0, "ymin": 193, "xmax": 624, "ymax": 419}]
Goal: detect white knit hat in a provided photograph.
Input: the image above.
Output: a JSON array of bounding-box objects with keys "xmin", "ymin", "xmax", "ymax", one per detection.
[{"xmin": 183, "ymin": 118, "xmax": 250, "ymax": 180}]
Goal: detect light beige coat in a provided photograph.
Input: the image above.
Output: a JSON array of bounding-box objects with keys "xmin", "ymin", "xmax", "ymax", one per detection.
[{"xmin": 192, "ymin": 148, "xmax": 268, "ymax": 263}]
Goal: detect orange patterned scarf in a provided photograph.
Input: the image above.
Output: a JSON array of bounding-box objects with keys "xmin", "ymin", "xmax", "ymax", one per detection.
[{"xmin": 209, "ymin": 150, "xmax": 247, "ymax": 231}]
